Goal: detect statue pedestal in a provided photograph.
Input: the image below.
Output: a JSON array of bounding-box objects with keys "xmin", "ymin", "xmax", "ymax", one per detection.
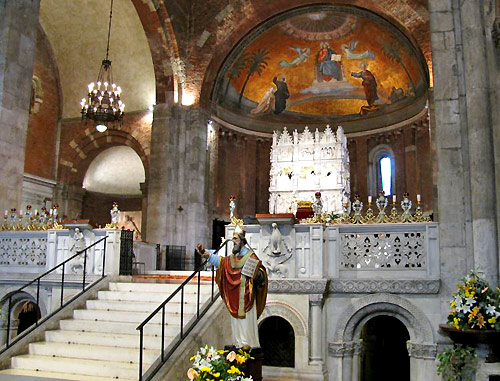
[{"xmin": 224, "ymin": 345, "xmax": 264, "ymax": 381}]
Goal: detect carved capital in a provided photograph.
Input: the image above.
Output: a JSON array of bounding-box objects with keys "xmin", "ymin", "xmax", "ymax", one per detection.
[
  {"xmin": 328, "ymin": 341, "xmax": 361, "ymax": 357},
  {"xmin": 309, "ymin": 293, "xmax": 324, "ymax": 306},
  {"xmin": 406, "ymin": 342, "xmax": 437, "ymax": 359}
]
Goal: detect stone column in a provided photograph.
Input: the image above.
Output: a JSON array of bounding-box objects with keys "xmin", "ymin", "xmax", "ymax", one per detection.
[
  {"xmin": 146, "ymin": 103, "xmax": 210, "ymax": 254},
  {"xmin": 0, "ymin": 0, "xmax": 40, "ymax": 213},
  {"xmin": 430, "ymin": 0, "xmax": 474, "ymax": 312},
  {"xmin": 309, "ymin": 294, "xmax": 324, "ymax": 364},
  {"xmin": 460, "ymin": 0, "xmax": 499, "ymax": 286}
]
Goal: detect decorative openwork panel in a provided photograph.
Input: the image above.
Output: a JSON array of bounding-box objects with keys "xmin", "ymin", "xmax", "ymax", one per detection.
[
  {"xmin": 0, "ymin": 236, "xmax": 47, "ymax": 266},
  {"xmin": 340, "ymin": 231, "xmax": 425, "ymax": 269}
]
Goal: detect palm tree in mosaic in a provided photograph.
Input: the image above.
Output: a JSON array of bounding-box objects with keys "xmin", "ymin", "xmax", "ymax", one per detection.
[
  {"xmin": 222, "ymin": 53, "xmax": 248, "ymax": 103},
  {"xmin": 238, "ymin": 48, "xmax": 270, "ymax": 107},
  {"xmin": 381, "ymin": 43, "xmax": 416, "ymax": 92}
]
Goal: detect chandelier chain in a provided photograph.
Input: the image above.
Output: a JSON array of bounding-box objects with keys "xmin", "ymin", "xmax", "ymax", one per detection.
[{"xmin": 105, "ymin": 0, "xmax": 114, "ymax": 61}]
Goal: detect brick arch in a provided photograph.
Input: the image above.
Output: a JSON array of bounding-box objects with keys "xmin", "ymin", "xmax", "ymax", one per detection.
[
  {"xmin": 198, "ymin": 1, "xmax": 429, "ymax": 109},
  {"xmin": 130, "ymin": 0, "xmax": 177, "ymax": 103},
  {"xmin": 59, "ymin": 129, "xmax": 149, "ymax": 187}
]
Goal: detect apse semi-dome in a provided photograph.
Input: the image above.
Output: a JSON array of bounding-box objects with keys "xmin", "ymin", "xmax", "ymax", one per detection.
[
  {"xmin": 83, "ymin": 146, "xmax": 145, "ymax": 196},
  {"xmin": 213, "ymin": 5, "xmax": 429, "ymax": 133}
]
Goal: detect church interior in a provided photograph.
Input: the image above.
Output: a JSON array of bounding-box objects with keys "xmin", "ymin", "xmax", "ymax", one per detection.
[{"xmin": 0, "ymin": 0, "xmax": 500, "ymax": 380}]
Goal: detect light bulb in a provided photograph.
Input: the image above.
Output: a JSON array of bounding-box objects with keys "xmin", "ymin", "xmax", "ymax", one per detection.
[{"xmin": 96, "ymin": 124, "xmax": 107, "ymax": 133}]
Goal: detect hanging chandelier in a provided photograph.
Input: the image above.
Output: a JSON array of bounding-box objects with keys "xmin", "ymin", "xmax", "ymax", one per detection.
[{"xmin": 80, "ymin": 0, "xmax": 124, "ymax": 133}]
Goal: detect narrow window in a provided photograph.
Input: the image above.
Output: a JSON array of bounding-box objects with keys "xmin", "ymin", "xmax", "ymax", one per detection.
[{"xmin": 379, "ymin": 156, "xmax": 392, "ymax": 196}]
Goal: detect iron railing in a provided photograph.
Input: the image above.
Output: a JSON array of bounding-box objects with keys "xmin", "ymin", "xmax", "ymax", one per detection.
[
  {"xmin": 0, "ymin": 236, "xmax": 108, "ymax": 354},
  {"xmin": 137, "ymin": 239, "xmax": 229, "ymax": 381}
]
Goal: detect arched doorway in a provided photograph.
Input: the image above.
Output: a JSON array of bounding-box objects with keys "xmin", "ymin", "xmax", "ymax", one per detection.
[
  {"xmin": 16, "ymin": 301, "xmax": 41, "ymax": 335},
  {"xmin": 360, "ymin": 315, "xmax": 410, "ymax": 381},
  {"xmin": 259, "ymin": 316, "xmax": 294, "ymax": 368}
]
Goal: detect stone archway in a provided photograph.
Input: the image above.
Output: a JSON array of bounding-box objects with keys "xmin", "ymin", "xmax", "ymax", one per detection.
[
  {"xmin": 0, "ymin": 290, "xmax": 46, "ymax": 346},
  {"xmin": 329, "ymin": 294, "xmax": 437, "ymax": 381}
]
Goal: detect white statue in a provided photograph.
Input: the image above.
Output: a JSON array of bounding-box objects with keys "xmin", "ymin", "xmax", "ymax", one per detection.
[
  {"xmin": 312, "ymin": 191, "xmax": 323, "ymax": 218},
  {"xmin": 229, "ymin": 195, "xmax": 236, "ymax": 220},
  {"xmin": 270, "ymin": 223, "xmax": 282, "ymax": 255},
  {"xmin": 110, "ymin": 202, "xmax": 120, "ymax": 226},
  {"xmin": 70, "ymin": 228, "xmax": 87, "ymax": 273}
]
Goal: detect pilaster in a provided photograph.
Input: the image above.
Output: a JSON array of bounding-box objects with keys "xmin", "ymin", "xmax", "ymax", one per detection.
[{"xmin": 0, "ymin": 0, "xmax": 41, "ymax": 213}]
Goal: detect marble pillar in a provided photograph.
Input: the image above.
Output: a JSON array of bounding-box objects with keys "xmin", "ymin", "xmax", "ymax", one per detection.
[
  {"xmin": 309, "ymin": 294, "xmax": 324, "ymax": 365},
  {"xmin": 0, "ymin": 0, "xmax": 40, "ymax": 213},
  {"xmin": 146, "ymin": 103, "xmax": 210, "ymax": 255}
]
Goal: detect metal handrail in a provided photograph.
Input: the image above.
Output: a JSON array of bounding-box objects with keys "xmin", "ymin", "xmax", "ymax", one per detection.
[
  {"xmin": 1, "ymin": 235, "xmax": 108, "ymax": 354},
  {"xmin": 137, "ymin": 239, "xmax": 230, "ymax": 381}
]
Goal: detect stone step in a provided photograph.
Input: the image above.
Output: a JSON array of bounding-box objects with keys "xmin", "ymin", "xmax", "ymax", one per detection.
[
  {"xmin": 86, "ymin": 299, "xmax": 200, "ymax": 314},
  {"xmin": 73, "ymin": 308, "xmax": 195, "ymax": 324},
  {"xmin": 96, "ymin": 290, "xmax": 212, "ymax": 303},
  {"xmin": 45, "ymin": 330, "xmax": 172, "ymax": 350},
  {"xmin": 11, "ymin": 355, "xmax": 140, "ymax": 380},
  {"xmin": 0, "ymin": 368, "xmax": 128, "ymax": 381},
  {"xmin": 108, "ymin": 281, "xmax": 213, "ymax": 293},
  {"xmin": 59, "ymin": 318, "xmax": 182, "ymax": 336},
  {"xmin": 29, "ymin": 342, "xmax": 160, "ymax": 365}
]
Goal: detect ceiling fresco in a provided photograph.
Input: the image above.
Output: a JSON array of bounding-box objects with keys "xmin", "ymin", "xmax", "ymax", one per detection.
[{"xmin": 213, "ymin": 5, "xmax": 429, "ymax": 130}]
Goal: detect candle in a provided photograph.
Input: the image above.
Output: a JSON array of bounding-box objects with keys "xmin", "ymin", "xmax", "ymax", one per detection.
[
  {"xmin": 19, "ymin": 209, "xmax": 23, "ymax": 216},
  {"xmin": 34, "ymin": 209, "xmax": 38, "ymax": 216},
  {"xmin": 417, "ymin": 194, "xmax": 421, "ymax": 203},
  {"xmin": 368, "ymin": 195, "xmax": 372, "ymax": 203},
  {"xmin": 4, "ymin": 210, "xmax": 7, "ymax": 216},
  {"xmin": 392, "ymin": 195, "xmax": 396, "ymax": 203}
]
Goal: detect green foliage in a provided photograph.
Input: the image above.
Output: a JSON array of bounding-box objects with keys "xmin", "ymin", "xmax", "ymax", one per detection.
[
  {"xmin": 446, "ymin": 270, "xmax": 500, "ymax": 331},
  {"xmin": 437, "ymin": 344, "xmax": 477, "ymax": 381}
]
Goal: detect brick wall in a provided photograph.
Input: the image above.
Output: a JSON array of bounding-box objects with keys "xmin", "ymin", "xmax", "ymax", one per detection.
[
  {"xmin": 212, "ymin": 126, "xmax": 271, "ymax": 220},
  {"xmin": 24, "ymin": 26, "xmax": 61, "ymax": 179}
]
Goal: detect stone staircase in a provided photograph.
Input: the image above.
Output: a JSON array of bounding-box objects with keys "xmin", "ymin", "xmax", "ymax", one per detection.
[{"xmin": 0, "ymin": 280, "xmax": 213, "ymax": 380}]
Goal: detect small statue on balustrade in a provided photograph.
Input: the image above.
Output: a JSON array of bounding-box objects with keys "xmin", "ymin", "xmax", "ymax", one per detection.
[
  {"xmin": 107, "ymin": 202, "xmax": 121, "ymax": 229},
  {"xmin": 229, "ymin": 195, "xmax": 236, "ymax": 220},
  {"xmin": 70, "ymin": 227, "xmax": 87, "ymax": 273},
  {"xmin": 312, "ymin": 191, "xmax": 323, "ymax": 218}
]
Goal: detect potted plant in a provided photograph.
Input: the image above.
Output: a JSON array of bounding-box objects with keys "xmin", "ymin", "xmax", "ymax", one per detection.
[{"xmin": 439, "ymin": 270, "xmax": 500, "ymax": 363}]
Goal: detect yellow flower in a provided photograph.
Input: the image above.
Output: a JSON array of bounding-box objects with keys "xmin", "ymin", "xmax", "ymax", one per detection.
[
  {"xmin": 200, "ymin": 366, "xmax": 212, "ymax": 373},
  {"xmin": 235, "ymin": 354, "xmax": 247, "ymax": 364},
  {"xmin": 227, "ymin": 365, "xmax": 241, "ymax": 375},
  {"xmin": 453, "ymin": 317, "xmax": 461, "ymax": 329},
  {"xmin": 187, "ymin": 368, "xmax": 199, "ymax": 380},
  {"xmin": 488, "ymin": 316, "xmax": 497, "ymax": 324},
  {"xmin": 213, "ymin": 372, "xmax": 220, "ymax": 377},
  {"xmin": 477, "ymin": 314, "xmax": 485, "ymax": 328},
  {"xmin": 450, "ymin": 300, "xmax": 456, "ymax": 308}
]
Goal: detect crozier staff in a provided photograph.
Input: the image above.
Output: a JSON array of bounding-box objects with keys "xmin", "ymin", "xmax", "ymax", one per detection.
[{"xmin": 199, "ymin": 229, "xmax": 268, "ymax": 348}]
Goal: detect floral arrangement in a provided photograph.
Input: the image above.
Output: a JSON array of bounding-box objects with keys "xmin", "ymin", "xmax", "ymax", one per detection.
[
  {"xmin": 186, "ymin": 345, "xmax": 253, "ymax": 381},
  {"xmin": 447, "ymin": 270, "xmax": 500, "ymax": 330}
]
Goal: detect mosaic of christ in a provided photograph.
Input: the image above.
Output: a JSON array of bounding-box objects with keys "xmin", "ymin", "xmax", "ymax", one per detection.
[{"xmin": 216, "ymin": 6, "xmax": 428, "ymax": 121}]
